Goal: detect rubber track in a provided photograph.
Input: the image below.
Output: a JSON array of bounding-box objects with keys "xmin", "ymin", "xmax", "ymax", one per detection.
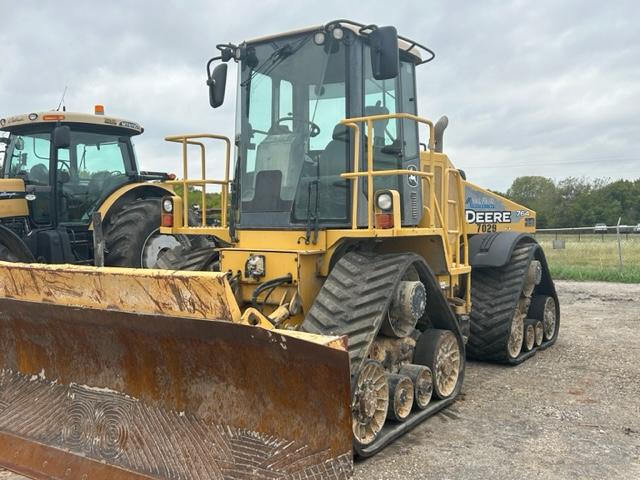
[
  {"xmin": 300, "ymin": 251, "xmax": 417, "ymax": 382},
  {"xmin": 300, "ymin": 251, "xmax": 465, "ymax": 458},
  {"xmin": 467, "ymin": 242, "xmax": 557, "ymax": 364}
]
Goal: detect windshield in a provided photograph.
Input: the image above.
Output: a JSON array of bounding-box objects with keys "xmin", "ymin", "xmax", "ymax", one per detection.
[{"xmin": 237, "ymin": 32, "xmax": 350, "ymax": 226}]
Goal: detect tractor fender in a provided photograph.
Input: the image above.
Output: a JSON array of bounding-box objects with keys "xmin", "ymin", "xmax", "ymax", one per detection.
[
  {"xmin": 90, "ymin": 183, "xmax": 175, "ymax": 230},
  {"xmin": 468, "ymin": 232, "xmax": 536, "ymax": 268},
  {"xmin": 0, "ymin": 224, "xmax": 35, "ymax": 262}
]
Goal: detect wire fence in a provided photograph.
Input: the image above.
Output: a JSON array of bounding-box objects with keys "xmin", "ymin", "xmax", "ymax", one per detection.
[{"xmin": 534, "ymin": 225, "xmax": 640, "ymax": 282}]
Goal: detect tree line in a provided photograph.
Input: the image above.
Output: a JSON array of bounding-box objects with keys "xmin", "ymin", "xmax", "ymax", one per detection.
[{"xmin": 498, "ymin": 177, "xmax": 640, "ymax": 228}]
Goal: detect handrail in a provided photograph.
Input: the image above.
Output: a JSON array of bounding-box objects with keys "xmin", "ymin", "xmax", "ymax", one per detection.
[
  {"xmin": 164, "ymin": 133, "xmax": 232, "ymax": 228},
  {"xmin": 338, "ymin": 113, "xmax": 437, "ymax": 230}
]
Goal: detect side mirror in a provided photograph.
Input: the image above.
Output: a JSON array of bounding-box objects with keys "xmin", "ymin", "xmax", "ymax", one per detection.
[
  {"xmin": 0, "ymin": 137, "xmax": 9, "ymax": 146},
  {"xmin": 369, "ymin": 26, "xmax": 399, "ymax": 80},
  {"xmin": 53, "ymin": 125, "xmax": 71, "ymax": 149},
  {"xmin": 208, "ymin": 63, "xmax": 228, "ymax": 108}
]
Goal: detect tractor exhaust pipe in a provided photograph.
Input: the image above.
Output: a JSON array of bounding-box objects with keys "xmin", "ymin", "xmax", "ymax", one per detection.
[{"xmin": 434, "ymin": 115, "xmax": 448, "ymax": 153}]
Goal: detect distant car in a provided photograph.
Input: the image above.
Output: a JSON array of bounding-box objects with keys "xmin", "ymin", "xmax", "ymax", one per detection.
[
  {"xmin": 593, "ymin": 223, "xmax": 608, "ymax": 233},
  {"xmin": 634, "ymin": 224, "xmax": 640, "ymax": 233}
]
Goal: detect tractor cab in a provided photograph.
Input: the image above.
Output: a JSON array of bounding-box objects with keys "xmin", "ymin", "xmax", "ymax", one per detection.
[
  {"xmin": 0, "ymin": 108, "xmax": 178, "ymax": 265},
  {"xmin": 209, "ymin": 21, "xmax": 433, "ymax": 230},
  {"xmin": 0, "ymin": 108, "xmax": 143, "ymax": 227}
]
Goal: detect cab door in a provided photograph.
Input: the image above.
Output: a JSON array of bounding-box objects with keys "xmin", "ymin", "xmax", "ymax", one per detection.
[{"xmin": 2, "ymin": 131, "xmax": 54, "ymax": 225}]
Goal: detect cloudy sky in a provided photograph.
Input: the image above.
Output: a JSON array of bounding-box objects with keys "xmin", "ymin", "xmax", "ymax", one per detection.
[{"xmin": 1, "ymin": 0, "xmax": 638, "ymax": 191}]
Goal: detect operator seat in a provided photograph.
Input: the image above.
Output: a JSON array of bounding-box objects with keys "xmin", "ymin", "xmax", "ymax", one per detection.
[{"xmin": 28, "ymin": 164, "xmax": 49, "ymax": 184}]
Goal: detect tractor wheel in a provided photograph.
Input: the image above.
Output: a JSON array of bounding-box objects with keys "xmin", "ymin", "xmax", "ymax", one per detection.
[
  {"xmin": 0, "ymin": 242, "xmax": 20, "ymax": 262},
  {"xmin": 104, "ymin": 198, "xmax": 191, "ymax": 268},
  {"xmin": 414, "ymin": 329, "xmax": 462, "ymax": 400}
]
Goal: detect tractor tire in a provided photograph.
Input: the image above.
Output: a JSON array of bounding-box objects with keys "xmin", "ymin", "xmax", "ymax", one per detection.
[
  {"xmin": 467, "ymin": 242, "xmax": 534, "ymax": 363},
  {"xmin": 0, "ymin": 242, "xmax": 20, "ymax": 262},
  {"xmin": 467, "ymin": 240, "xmax": 559, "ymax": 364},
  {"xmin": 104, "ymin": 198, "xmax": 190, "ymax": 268}
]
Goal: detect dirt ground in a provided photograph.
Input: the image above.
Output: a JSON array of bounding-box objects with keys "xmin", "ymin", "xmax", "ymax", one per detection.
[{"xmin": 1, "ymin": 280, "xmax": 639, "ymax": 480}]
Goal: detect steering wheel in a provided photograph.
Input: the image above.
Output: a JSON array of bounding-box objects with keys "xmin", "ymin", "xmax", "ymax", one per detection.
[{"xmin": 275, "ymin": 116, "xmax": 321, "ymax": 138}]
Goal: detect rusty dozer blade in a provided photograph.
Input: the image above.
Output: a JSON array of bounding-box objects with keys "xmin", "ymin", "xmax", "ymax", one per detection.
[{"xmin": 0, "ymin": 262, "xmax": 353, "ymax": 480}]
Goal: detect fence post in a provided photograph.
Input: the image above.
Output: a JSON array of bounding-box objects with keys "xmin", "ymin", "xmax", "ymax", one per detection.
[{"xmin": 616, "ymin": 217, "xmax": 623, "ymax": 271}]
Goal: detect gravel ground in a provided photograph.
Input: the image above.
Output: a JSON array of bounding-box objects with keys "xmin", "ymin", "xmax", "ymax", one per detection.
[{"xmin": 1, "ymin": 280, "xmax": 639, "ymax": 480}]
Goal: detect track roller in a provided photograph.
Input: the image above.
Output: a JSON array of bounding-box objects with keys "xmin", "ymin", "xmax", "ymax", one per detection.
[
  {"xmin": 534, "ymin": 321, "xmax": 544, "ymax": 347},
  {"xmin": 351, "ymin": 360, "xmax": 389, "ymax": 447},
  {"xmin": 399, "ymin": 364, "xmax": 433, "ymax": 409},
  {"xmin": 523, "ymin": 320, "xmax": 535, "ymax": 352},
  {"xmin": 414, "ymin": 329, "xmax": 461, "ymax": 400},
  {"xmin": 387, "ymin": 374, "xmax": 414, "ymax": 421}
]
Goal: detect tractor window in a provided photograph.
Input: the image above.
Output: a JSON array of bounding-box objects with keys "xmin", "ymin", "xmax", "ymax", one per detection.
[
  {"xmin": 58, "ymin": 131, "xmax": 132, "ymax": 223},
  {"xmin": 244, "ymin": 72, "xmax": 272, "ymax": 174},
  {"xmin": 4, "ymin": 133, "xmax": 52, "ymax": 185},
  {"xmin": 75, "ymin": 140, "xmax": 126, "ymax": 179},
  {"xmin": 364, "ymin": 46, "xmax": 401, "ymax": 192},
  {"xmin": 238, "ymin": 31, "xmax": 350, "ymax": 225}
]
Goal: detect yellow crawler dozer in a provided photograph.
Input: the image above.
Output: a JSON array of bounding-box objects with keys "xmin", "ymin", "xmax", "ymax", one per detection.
[{"xmin": 0, "ymin": 20, "xmax": 559, "ymax": 479}]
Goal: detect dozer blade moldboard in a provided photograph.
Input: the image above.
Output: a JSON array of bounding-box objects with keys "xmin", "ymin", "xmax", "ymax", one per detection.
[{"xmin": 0, "ymin": 262, "xmax": 353, "ymax": 480}]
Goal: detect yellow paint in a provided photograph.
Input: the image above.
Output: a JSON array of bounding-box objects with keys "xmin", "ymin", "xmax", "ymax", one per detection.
[
  {"xmin": 0, "ymin": 261, "xmax": 241, "ymax": 322},
  {"xmin": 90, "ymin": 182, "xmax": 174, "ymax": 229},
  {"xmin": 0, "ymin": 179, "xmax": 28, "ymax": 217}
]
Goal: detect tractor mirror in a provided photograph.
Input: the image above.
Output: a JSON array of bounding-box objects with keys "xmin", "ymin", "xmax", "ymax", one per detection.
[
  {"xmin": 53, "ymin": 126, "xmax": 71, "ymax": 149},
  {"xmin": 208, "ymin": 63, "xmax": 228, "ymax": 108},
  {"xmin": 369, "ymin": 26, "xmax": 399, "ymax": 80}
]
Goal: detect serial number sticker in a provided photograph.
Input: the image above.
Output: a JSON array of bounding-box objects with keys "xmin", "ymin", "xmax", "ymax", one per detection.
[{"xmin": 476, "ymin": 223, "xmax": 497, "ymax": 233}]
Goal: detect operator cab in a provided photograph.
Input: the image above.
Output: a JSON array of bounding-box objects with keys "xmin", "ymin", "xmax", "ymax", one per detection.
[
  {"xmin": 0, "ymin": 109, "xmax": 143, "ymax": 226},
  {"xmin": 208, "ymin": 20, "xmax": 431, "ymax": 230}
]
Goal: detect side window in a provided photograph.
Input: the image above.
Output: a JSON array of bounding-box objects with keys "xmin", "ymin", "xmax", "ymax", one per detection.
[
  {"xmin": 76, "ymin": 142, "xmax": 126, "ymax": 179},
  {"xmin": 245, "ymin": 72, "xmax": 272, "ymax": 174},
  {"xmin": 279, "ymin": 79, "xmax": 293, "ymax": 120},
  {"xmin": 400, "ymin": 61, "xmax": 418, "ymax": 159},
  {"xmin": 364, "ymin": 52, "xmax": 398, "ymax": 147},
  {"xmin": 7, "ymin": 133, "xmax": 52, "ymax": 185}
]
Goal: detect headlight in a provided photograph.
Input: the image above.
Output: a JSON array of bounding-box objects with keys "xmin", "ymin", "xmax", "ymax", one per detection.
[
  {"xmin": 376, "ymin": 192, "xmax": 393, "ymax": 211},
  {"xmin": 313, "ymin": 31, "xmax": 326, "ymax": 45},
  {"xmin": 162, "ymin": 198, "xmax": 174, "ymax": 213},
  {"xmin": 331, "ymin": 27, "xmax": 345, "ymax": 40}
]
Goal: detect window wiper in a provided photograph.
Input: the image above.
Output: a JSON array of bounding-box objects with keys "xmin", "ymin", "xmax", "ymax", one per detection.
[{"xmin": 240, "ymin": 34, "xmax": 312, "ymax": 87}]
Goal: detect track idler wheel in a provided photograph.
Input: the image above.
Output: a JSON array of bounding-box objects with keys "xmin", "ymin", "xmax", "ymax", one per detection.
[
  {"xmin": 523, "ymin": 260, "xmax": 542, "ymax": 297},
  {"xmin": 381, "ymin": 281, "xmax": 427, "ymax": 338},
  {"xmin": 352, "ymin": 360, "xmax": 389, "ymax": 447},
  {"xmin": 414, "ymin": 329, "xmax": 461, "ymax": 400},
  {"xmin": 387, "ymin": 374, "xmax": 414, "ymax": 422},
  {"xmin": 399, "ymin": 364, "xmax": 433, "ymax": 410},
  {"xmin": 529, "ymin": 295, "xmax": 558, "ymax": 341}
]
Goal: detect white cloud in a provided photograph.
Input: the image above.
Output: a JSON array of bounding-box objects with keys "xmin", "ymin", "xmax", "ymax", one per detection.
[{"xmin": 1, "ymin": 0, "xmax": 638, "ymax": 192}]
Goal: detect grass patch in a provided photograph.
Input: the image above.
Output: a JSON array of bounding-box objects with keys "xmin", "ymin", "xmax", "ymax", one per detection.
[{"xmin": 535, "ymin": 234, "xmax": 640, "ymax": 283}]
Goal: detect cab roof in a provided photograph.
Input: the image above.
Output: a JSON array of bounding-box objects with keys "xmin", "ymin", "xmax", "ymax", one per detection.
[
  {"xmin": 243, "ymin": 19, "xmax": 432, "ymax": 64},
  {"xmin": 0, "ymin": 111, "xmax": 144, "ymax": 135}
]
